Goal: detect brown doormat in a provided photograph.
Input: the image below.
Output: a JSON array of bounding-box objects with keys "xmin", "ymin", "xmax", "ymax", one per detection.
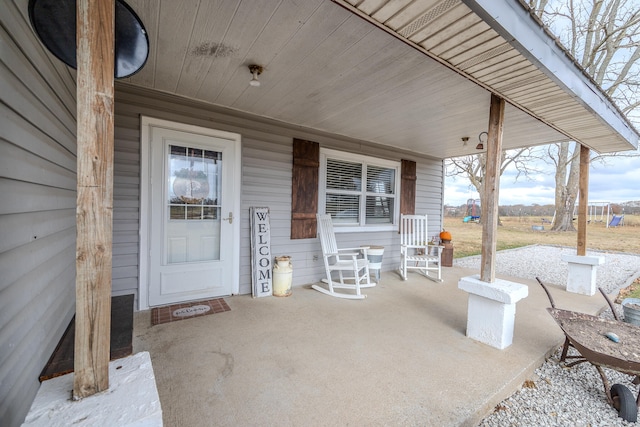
[
  {"xmin": 151, "ymin": 298, "xmax": 230, "ymax": 326},
  {"xmin": 39, "ymin": 294, "xmax": 134, "ymax": 382}
]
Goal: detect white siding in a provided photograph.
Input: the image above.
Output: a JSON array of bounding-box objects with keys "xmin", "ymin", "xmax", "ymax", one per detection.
[
  {"xmin": 0, "ymin": 1, "xmax": 77, "ymax": 426},
  {"xmin": 114, "ymin": 85, "xmax": 444, "ymax": 299}
]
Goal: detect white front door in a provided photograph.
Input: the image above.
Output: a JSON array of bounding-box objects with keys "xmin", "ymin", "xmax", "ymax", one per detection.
[{"xmin": 140, "ymin": 118, "xmax": 240, "ymax": 308}]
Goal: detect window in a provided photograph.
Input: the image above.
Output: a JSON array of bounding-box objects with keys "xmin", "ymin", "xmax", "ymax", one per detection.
[
  {"xmin": 167, "ymin": 145, "xmax": 221, "ymax": 221},
  {"xmin": 319, "ymin": 149, "xmax": 400, "ymax": 230}
]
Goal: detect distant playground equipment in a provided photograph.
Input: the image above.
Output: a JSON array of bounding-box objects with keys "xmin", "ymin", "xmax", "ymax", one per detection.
[
  {"xmin": 609, "ymin": 214, "xmax": 624, "ymax": 227},
  {"xmin": 463, "ymin": 198, "xmax": 481, "ymax": 223},
  {"xmin": 570, "ymin": 201, "xmax": 623, "ymax": 228}
]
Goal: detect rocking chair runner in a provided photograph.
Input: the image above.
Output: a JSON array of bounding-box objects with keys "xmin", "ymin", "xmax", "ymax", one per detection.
[
  {"xmin": 399, "ymin": 214, "xmax": 443, "ymax": 282},
  {"xmin": 312, "ymin": 214, "xmax": 376, "ymax": 299}
]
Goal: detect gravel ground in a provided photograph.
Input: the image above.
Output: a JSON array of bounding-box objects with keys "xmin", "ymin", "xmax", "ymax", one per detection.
[
  {"xmin": 454, "ymin": 245, "xmax": 640, "ymax": 294},
  {"xmin": 455, "ymin": 245, "xmax": 640, "ymax": 426}
]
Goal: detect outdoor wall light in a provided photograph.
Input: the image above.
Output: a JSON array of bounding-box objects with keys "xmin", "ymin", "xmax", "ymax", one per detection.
[
  {"xmin": 477, "ymin": 131, "xmax": 488, "ymax": 150},
  {"xmin": 248, "ymin": 64, "xmax": 263, "ymax": 87}
]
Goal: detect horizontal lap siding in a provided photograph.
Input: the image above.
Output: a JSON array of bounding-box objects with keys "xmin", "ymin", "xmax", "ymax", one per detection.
[
  {"xmin": 115, "ymin": 86, "xmax": 444, "ymax": 297},
  {"xmin": 415, "ymin": 161, "xmax": 445, "ymax": 238},
  {"xmin": 0, "ymin": 2, "xmax": 77, "ymax": 426},
  {"xmin": 112, "ymin": 114, "xmax": 141, "ymax": 303}
]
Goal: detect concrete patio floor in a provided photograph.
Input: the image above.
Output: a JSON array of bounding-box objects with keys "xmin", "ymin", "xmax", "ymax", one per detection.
[{"xmin": 133, "ymin": 266, "xmax": 608, "ymax": 426}]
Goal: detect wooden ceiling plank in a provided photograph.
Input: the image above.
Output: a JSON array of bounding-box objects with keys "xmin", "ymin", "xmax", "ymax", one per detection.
[
  {"xmin": 444, "ymin": 36, "xmax": 506, "ymax": 65},
  {"xmin": 386, "ymin": 0, "xmax": 457, "ymax": 34},
  {"xmin": 174, "ymin": 0, "xmax": 244, "ymax": 98},
  {"xmin": 244, "ymin": 16, "xmax": 383, "ymax": 118},
  {"xmin": 370, "ymin": 0, "xmax": 413, "ymax": 23},
  {"xmin": 123, "ymin": 0, "xmax": 159, "ymax": 88},
  {"xmin": 242, "ymin": 7, "xmax": 390, "ymax": 117},
  {"xmin": 151, "ymin": 0, "xmax": 201, "ymax": 93},
  {"xmin": 196, "ymin": 0, "xmax": 313, "ymax": 102},
  {"xmin": 408, "ymin": 4, "xmax": 472, "ymax": 45},
  {"xmin": 501, "ymin": 80, "xmax": 558, "ymax": 99},
  {"xmin": 357, "ymin": 0, "xmax": 391, "ymax": 16},
  {"xmin": 482, "ymin": 68, "xmax": 541, "ymax": 91},
  {"xmin": 467, "ymin": 54, "xmax": 528, "ymax": 79},
  {"xmin": 503, "ymin": 84, "xmax": 559, "ymax": 104},
  {"xmin": 214, "ymin": 0, "xmax": 329, "ymax": 107},
  {"xmin": 421, "ymin": 14, "xmax": 486, "ymax": 53},
  {"xmin": 296, "ymin": 50, "xmax": 435, "ymax": 126}
]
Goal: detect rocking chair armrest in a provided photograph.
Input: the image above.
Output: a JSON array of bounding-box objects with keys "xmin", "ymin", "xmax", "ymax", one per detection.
[
  {"xmin": 401, "ymin": 244, "xmax": 428, "ymax": 249},
  {"xmin": 336, "ymin": 251, "xmax": 360, "ymax": 258},
  {"xmin": 338, "ymin": 247, "xmax": 367, "ymax": 252}
]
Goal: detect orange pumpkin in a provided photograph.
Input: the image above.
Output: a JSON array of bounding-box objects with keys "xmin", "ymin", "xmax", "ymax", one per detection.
[{"xmin": 439, "ymin": 230, "xmax": 452, "ymax": 242}]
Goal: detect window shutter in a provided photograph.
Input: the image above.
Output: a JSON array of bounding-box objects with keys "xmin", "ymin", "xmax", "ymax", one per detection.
[
  {"xmin": 400, "ymin": 159, "xmax": 416, "ymax": 215},
  {"xmin": 291, "ymin": 139, "xmax": 319, "ymax": 239}
]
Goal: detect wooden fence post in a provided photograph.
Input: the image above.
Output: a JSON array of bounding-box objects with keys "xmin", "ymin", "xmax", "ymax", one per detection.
[
  {"xmin": 73, "ymin": 0, "xmax": 115, "ymax": 399},
  {"xmin": 480, "ymin": 94, "xmax": 505, "ymax": 283},
  {"xmin": 577, "ymin": 145, "xmax": 590, "ymax": 256}
]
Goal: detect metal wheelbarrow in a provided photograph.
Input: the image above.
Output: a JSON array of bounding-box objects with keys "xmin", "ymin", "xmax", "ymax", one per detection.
[{"xmin": 537, "ymin": 277, "xmax": 640, "ymax": 422}]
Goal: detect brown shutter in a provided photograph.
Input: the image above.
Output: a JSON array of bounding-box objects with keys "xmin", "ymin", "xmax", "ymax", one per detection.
[
  {"xmin": 291, "ymin": 139, "xmax": 319, "ymax": 239},
  {"xmin": 400, "ymin": 159, "xmax": 416, "ymax": 215}
]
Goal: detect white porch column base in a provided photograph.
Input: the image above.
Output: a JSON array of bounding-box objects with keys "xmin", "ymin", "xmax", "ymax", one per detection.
[
  {"xmin": 561, "ymin": 254, "xmax": 605, "ymax": 296},
  {"xmin": 458, "ymin": 275, "xmax": 528, "ymax": 350},
  {"xmin": 22, "ymin": 352, "xmax": 162, "ymax": 427}
]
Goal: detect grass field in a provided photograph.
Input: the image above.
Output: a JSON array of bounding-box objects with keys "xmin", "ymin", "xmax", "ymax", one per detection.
[{"xmin": 444, "ymin": 214, "xmax": 640, "ymax": 259}]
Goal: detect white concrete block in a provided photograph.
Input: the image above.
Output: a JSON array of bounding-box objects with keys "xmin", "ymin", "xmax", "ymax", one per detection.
[
  {"xmin": 458, "ymin": 275, "xmax": 528, "ymax": 350},
  {"xmin": 22, "ymin": 352, "xmax": 162, "ymax": 427},
  {"xmin": 458, "ymin": 275, "xmax": 528, "ymax": 304},
  {"xmin": 561, "ymin": 254, "xmax": 605, "ymax": 296}
]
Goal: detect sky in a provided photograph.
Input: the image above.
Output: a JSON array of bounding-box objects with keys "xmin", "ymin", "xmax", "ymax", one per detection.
[{"xmin": 444, "ymin": 152, "xmax": 640, "ymax": 207}]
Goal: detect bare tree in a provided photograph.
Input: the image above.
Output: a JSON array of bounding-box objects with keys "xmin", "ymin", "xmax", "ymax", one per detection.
[
  {"xmin": 528, "ymin": 0, "xmax": 640, "ymax": 231},
  {"xmin": 446, "ymin": 147, "xmax": 546, "ymax": 223}
]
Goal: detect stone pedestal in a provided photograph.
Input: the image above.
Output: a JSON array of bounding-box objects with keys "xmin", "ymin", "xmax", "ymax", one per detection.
[
  {"xmin": 561, "ymin": 254, "xmax": 605, "ymax": 296},
  {"xmin": 22, "ymin": 352, "xmax": 162, "ymax": 427},
  {"xmin": 458, "ymin": 275, "xmax": 528, "ymax": 350}
]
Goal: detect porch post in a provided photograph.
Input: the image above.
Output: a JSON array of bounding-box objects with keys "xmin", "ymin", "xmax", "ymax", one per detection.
[
  {"xmin": 560, "ymin": 144, "xmax": 603, "ymax": 296},
  {"xmin": 459, "ymin": 93, "xmax": 527, "ymax": 349},
  {"xmin": 480, "ymin": 93, "xmax": 504, "ymax": 283},
  {"xmin": 74, "ymin": 0, "xmax": 115, "ymax": 399},
  {"xmin": 577, "ymin": 144, "xmax": 589, "ymax": 256}
]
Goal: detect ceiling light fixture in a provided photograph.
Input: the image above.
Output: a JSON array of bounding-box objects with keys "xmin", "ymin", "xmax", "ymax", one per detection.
[
  {"xmin": 248, "ymin": 64, "xmax": 263, "ymax": 87},
  {"xmin": 477, "ymin": 131, "xmax": 488, "ymax": 150}
]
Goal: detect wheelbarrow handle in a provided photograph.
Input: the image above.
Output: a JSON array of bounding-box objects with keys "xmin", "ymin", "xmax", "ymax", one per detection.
[
  {"xmin": 536, "ymin": 277, "xmax": 556, "ymax": 308},
  {"xmin": 598, "ymin": 287, "xmax": 620, "ymax": 322}
]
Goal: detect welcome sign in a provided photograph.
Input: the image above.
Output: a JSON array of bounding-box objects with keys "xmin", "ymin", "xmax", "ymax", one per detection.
[{"xmin": 250, "ymin": 207, "xmax": 272, "ymax": 297}]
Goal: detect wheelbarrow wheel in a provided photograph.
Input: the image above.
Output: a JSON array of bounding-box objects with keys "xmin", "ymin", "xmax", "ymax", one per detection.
[{"xmin": 611, "ymin": 383, "xmax": 637, "ymax": 422}]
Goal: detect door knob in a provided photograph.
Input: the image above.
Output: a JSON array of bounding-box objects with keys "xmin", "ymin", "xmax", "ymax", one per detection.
[{"xmin": 222, "ymin": 212, "xmax": 233, "ymax": 224}]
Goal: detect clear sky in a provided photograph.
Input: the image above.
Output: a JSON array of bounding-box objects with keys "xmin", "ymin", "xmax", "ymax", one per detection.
[{"xmin": 444, "ymin": 152, "xmax": 640, "ymax": 206}]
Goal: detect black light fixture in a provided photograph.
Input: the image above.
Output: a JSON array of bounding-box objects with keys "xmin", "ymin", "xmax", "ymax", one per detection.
[
  {"xmin": 477, "ymin": 132, "xmax": 488, "ymax": 150},
  {"xmin": 28, "ymin": 0, "xmax": 149, "ymax": 79}
]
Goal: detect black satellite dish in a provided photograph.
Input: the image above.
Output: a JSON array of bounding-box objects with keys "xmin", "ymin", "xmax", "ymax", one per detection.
[{"xmin": 28, "ymin": 0, "xmax": 149, "ymax": 79}]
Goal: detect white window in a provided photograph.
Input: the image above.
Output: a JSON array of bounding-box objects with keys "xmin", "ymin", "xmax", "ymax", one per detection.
[{"xmin": 319, "ymin": 149, "xmax": 400, "ymax": 231}]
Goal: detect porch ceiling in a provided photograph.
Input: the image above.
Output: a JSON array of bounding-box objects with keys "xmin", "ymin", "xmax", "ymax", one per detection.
[{"xmin": 121, "ymin": 0, "xmax": 638, "ymax": 159}]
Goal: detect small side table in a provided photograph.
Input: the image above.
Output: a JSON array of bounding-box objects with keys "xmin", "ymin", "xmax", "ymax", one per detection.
[
  {"xmin": 362, "ymin": 245, "xmax": 384, "ymax": 281},
  {"xmin": 441, "ymin": 242, "xmax": 453, "ymax": 267}
]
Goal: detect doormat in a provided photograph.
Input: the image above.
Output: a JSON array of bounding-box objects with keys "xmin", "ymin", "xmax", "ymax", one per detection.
[
  {"xmin": 39, "ymin": 294, "xmax": 134, "ymax": 382},
  {"xmin": 151, "ymin": 298, "xmax": 230, "ymax": 326}
]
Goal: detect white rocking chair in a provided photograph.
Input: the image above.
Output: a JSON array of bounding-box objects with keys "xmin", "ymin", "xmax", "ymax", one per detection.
[
  {"xmin": 312, "ymin": 214, "xmax": 375, "ymax": 299},
  {"xmin": 399, "ymin": 214, "xmax": 444, "ymax": 282}
]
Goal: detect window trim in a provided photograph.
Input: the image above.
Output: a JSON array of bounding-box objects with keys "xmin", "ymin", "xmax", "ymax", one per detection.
[{"xmin": 319, "ymin": 148, "xmax": 400, "ymax": 232}]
